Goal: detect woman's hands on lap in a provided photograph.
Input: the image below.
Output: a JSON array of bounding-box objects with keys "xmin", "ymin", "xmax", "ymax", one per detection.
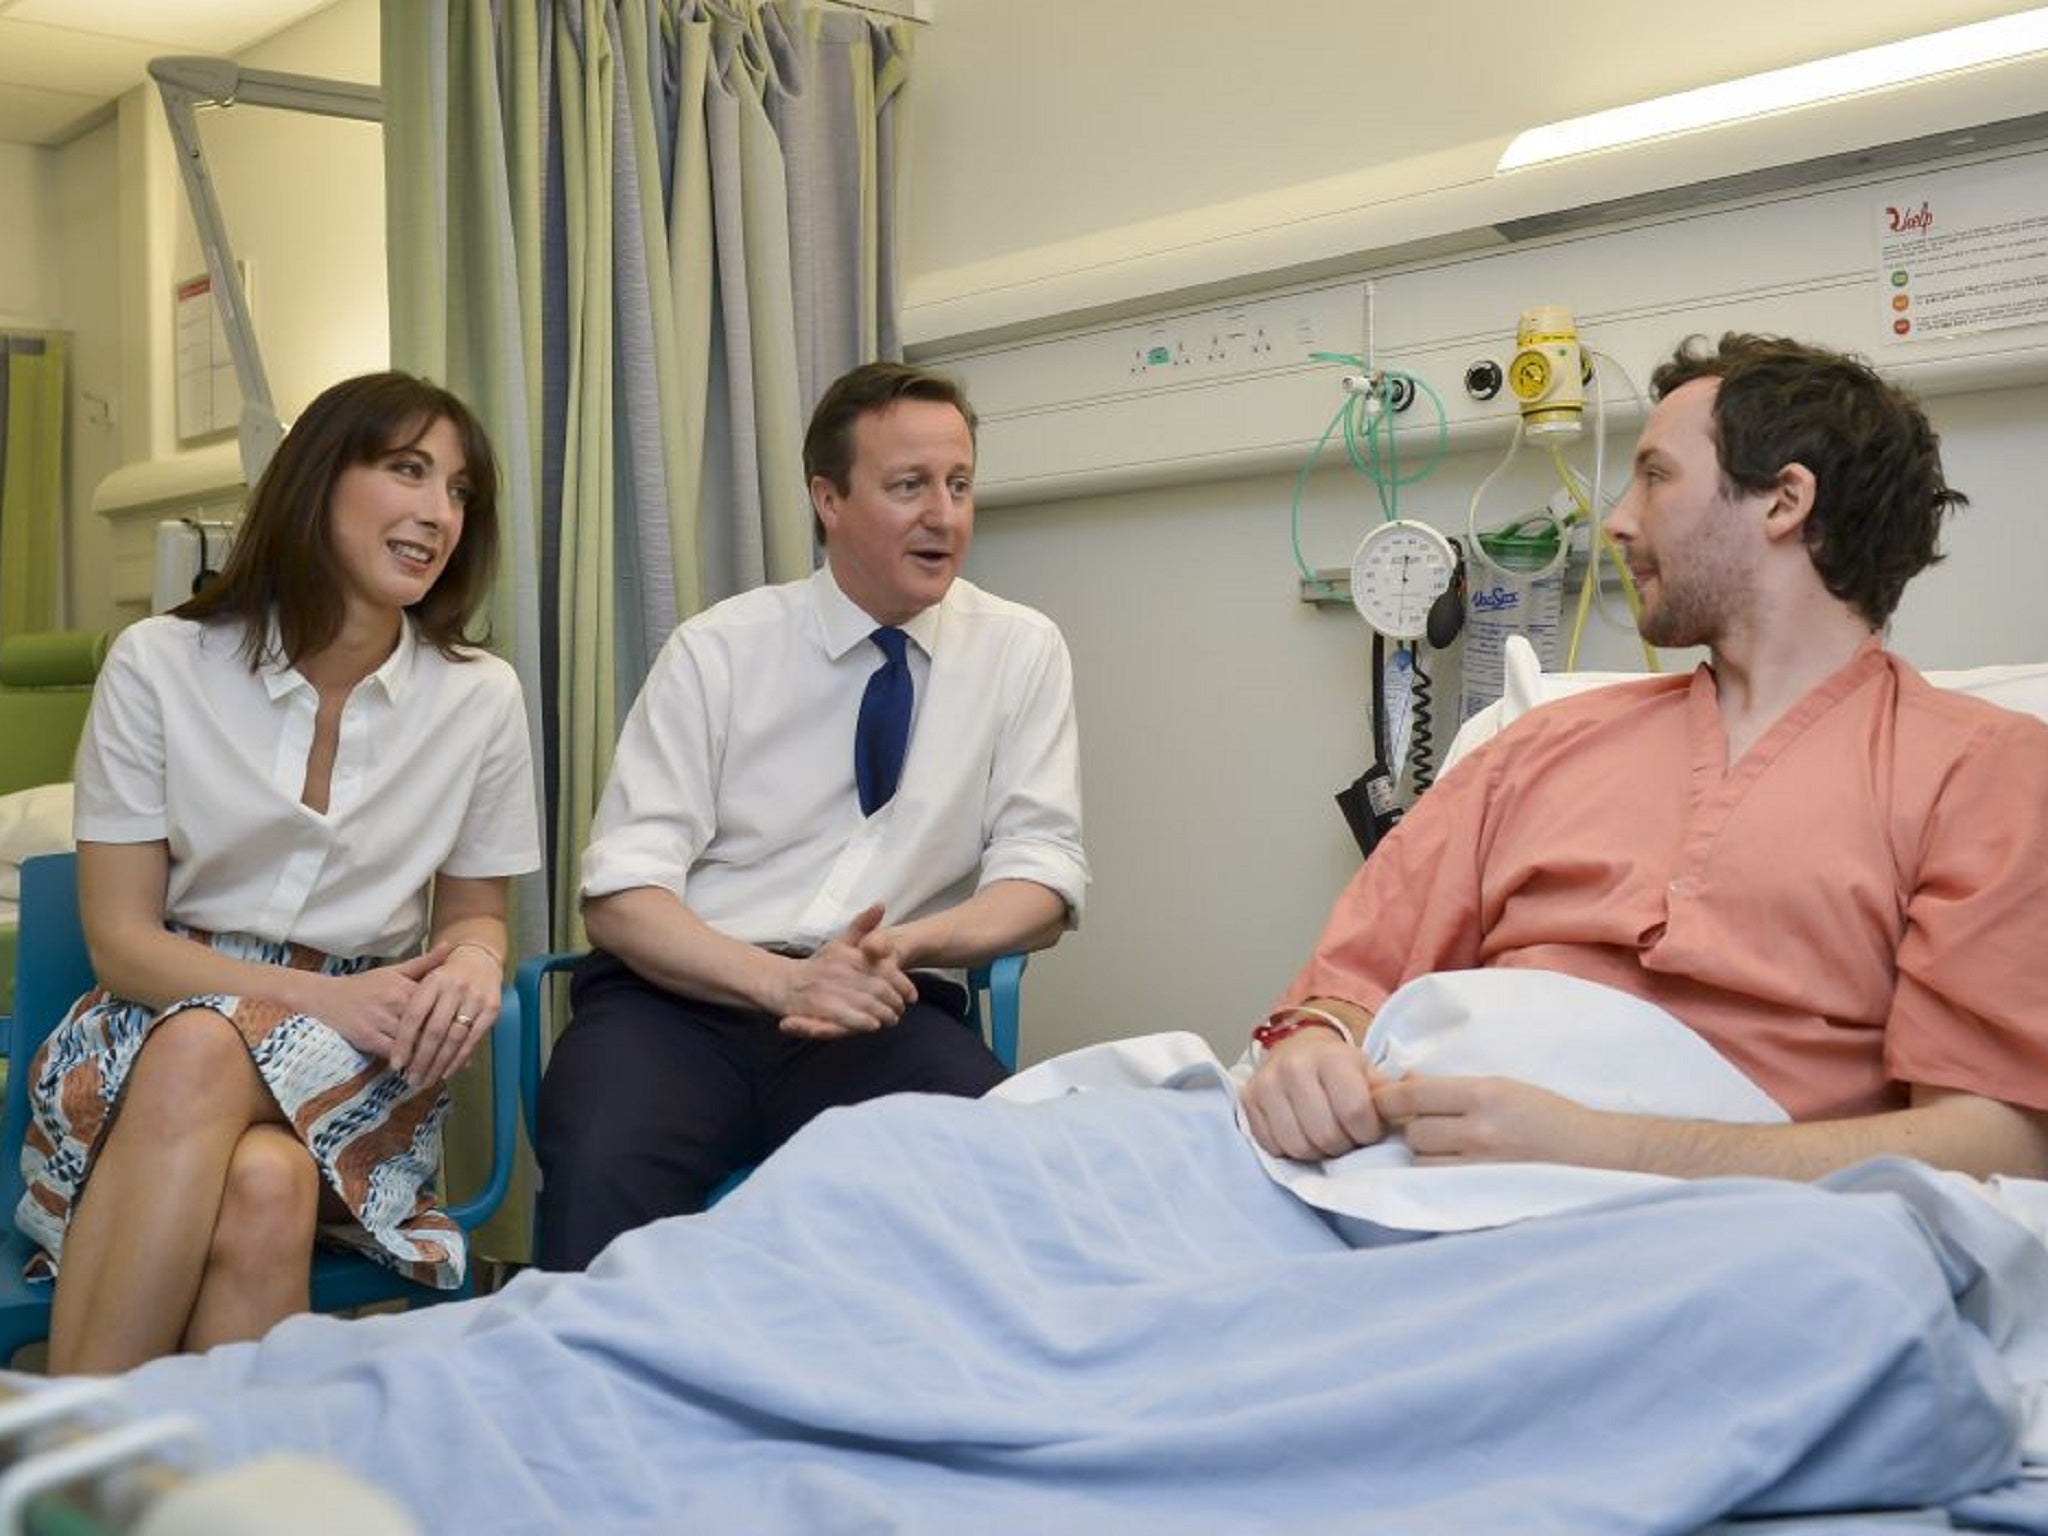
[
  {"xmin": 314, "ymin": 943, "xmax": 503, "ymax": 1087},
  {"xmin": 393, "ymin": 943, "xmax": 504, "ymax": 1087},
  {"xmin": 310, "ymin": 946, "xmax": 446, "ymax": 1063}
]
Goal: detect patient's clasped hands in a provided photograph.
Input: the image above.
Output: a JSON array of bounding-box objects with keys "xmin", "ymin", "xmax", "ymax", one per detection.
[
  {"xmin": 1243, "ymin": 1028, "xmax": 1608, "ymax": 1167},
  {"xmin": 778, "ymin": 902, "xmax": 918, "ymax": 1041}
]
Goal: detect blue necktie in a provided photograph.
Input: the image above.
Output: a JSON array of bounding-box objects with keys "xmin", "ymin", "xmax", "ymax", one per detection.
[{"xmin": 855, "ymin": 627, "xmax": 913, "ymax": 815}]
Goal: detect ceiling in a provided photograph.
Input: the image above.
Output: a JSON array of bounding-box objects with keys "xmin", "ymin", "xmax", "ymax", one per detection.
[{"xmin": 0, "ymin": 0, "xmax": 341, "ymax": 147}]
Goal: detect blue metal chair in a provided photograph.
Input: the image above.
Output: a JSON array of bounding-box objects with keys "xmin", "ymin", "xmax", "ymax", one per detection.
[
  {"xmin": 0, "ymin": 851, "xmax": 523, "ymax": 1366},
  {"xmin": 510, "ymin": 947, "xmax": 1028, "ymax": 1198}
]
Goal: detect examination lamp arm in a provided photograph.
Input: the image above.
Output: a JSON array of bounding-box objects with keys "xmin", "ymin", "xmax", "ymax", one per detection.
[
  {"xmin": 147, "ymin": 58, "xmax": 383, "ymax": 122},
  {"xmin": 146, "ymin": 56, "xmax": 384, "ymax": 486}
]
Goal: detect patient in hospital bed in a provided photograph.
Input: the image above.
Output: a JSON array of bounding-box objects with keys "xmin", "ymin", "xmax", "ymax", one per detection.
[
  {"xmin": 1243, "ymin": 331, "xmax": 2048, "ymax": 1186},
  {"xmin": 23, "ymin": 334, "xmax": 2048, "ymax": 1534}
]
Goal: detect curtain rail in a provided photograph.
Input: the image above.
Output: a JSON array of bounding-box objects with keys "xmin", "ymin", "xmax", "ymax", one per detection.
[{"xmin": 825, "ymin": 0, "xmax": 932, "ymax": 23}]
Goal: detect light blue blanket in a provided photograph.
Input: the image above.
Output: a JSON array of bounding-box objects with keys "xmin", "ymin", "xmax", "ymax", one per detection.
[{"xmin": 110, "ymin": 1088, "xmax": 2048, "ymax": 1534}]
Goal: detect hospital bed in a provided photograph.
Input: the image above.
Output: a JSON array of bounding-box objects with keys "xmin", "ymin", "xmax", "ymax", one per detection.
[
  {"xmin": 0, "ymin": 1376, "xmax": 416, "ymax": 1535},
  {"xmin": 49, "ymin": 1069, "xmax": 2048, "ymax": 1535},
  {"xmin": 1441, "ymin": 632, "xmax": 2048, "ymax": 777},
  {"xmin": 11, "ymin": 646, "xmax": 2048, "ymax": 1534}
]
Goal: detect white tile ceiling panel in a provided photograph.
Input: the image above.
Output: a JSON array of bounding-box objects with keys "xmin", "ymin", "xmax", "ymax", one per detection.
[
  {"xmin": 0, "ymin": 0, "xmax": 333, "ymax": 53},
  {"xmin": 0, "ymin": 0, "xmax": 343, "ymax": 145},
  {"xmin": 0, "ymin": 21, "xmax": 172, "ymax": 95}
]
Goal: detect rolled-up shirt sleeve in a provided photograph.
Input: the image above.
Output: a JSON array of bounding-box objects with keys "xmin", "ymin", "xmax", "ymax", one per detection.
[
  {"xmin": 978, "ymin": 623, "xmax": 1089, "ymax": 924},
  {"xmin": 442, "ymin": 664, "xmax": 544, "ymax": 878},
  {"xmin": 579, "ymin": 629, "xmax": 722, "ymax": 903}
]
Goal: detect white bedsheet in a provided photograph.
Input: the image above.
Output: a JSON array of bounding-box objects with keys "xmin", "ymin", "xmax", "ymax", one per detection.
[{"xmin": 995, "ymin": 968, "xmax": 1789, "ymax": 1232}]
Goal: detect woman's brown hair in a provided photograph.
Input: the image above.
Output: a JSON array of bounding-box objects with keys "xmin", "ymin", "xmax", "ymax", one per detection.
[{"xmin": 175, "ymin": 372, "xmax": 501, "ymax": 665}]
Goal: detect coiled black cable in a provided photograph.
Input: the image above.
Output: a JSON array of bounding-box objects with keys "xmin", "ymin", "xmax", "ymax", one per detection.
[{"xmin": 1409, "ymin": 643, "xmax": 1435, "ymax": 792}]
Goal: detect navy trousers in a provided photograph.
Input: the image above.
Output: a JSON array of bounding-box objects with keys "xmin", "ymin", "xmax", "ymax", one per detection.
[{"xmin": 533, "ymin": 949, "xmax": 1008, "ymax": 1271}]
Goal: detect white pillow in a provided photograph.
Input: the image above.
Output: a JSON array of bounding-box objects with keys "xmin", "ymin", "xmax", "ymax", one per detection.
[
  {"xmin": 1925, "ymin": 662, "xmax": 2048, "ymax": 723},
  {"xmin": 0, "ymin": 781, "xmax": 75, "ymax": 901},
  {"xmin": 1440, "ymin": 638, "xmax": 1629, "ymax": 777},
  {"xmin": 1441, "ymin": 636, "xmax": 2048, "ymax": 778}
]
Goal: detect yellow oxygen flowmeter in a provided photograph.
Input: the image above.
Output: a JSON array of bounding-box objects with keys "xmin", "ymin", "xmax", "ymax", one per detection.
[{"xmin": 1508, "ymin": 304, "xmax": 1584, "ymax": 440}]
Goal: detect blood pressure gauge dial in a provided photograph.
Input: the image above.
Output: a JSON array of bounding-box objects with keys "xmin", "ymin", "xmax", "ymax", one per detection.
[{"xmin": 1349, "ymin": 520, "xmax": 1458, "ymax": 640}]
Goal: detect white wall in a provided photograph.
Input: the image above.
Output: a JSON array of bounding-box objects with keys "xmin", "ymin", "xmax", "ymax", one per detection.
[
  {"xmin": 165, "ymin": 0, "xmax": 386, "ymax": 431},
  {"xmin": 51, "ymin": 0, "xmax": 383, "ymax": 630},
  {"xmin": 2, "ymin": 131, "xmax": 114, "ymax": 627},
  {"xmin": 52, "ymin": 121, "xmax": 122, "ymax": 627},
  {"xmin": 1888, "ymin": 386, "xmax": 2048, "ymax": 670},
  {"xmin": 906, "ymin": 0, "xmax": 2048, "ymax": 1064},
  {"xmin": 0, "ymin": 0, "xmax": 381, "ymax": 633},
  {"xmin": 0, "ymin": 141, "xmax": 58, "ymax": 324},
  {"xmin": 908, "ymin": 0, "xmax": 2045, "ymax": 279}
]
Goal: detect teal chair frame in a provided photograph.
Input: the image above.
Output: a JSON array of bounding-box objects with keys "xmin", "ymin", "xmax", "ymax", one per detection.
[
  {"xmin": 510, "ymin": 948, "xmax": 1028, "ymax": 1179},
  {"xmin": 0, "ymin": 852, "xmax": 524, "ymax": 1365}
]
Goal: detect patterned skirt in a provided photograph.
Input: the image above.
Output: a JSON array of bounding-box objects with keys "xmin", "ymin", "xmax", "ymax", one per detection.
[{"xmin": 15, "ymin": 928, "xmax": 465, "ymax": 1290}]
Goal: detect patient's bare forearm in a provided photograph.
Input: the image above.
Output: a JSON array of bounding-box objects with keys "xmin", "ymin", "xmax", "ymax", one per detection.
[
  {"xmin": 1605, "ymin": 1087, "xmax": 2048, "ymax": 1181},
  {"xmin": 1375, "ymin": 1075, "xmax": 2048, "ymax": 1181}
]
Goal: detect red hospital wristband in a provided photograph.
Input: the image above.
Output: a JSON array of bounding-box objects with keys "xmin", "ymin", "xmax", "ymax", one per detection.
[{"xmin": 1250, "ymin": 1007, "xmax": 1358, "ymax": 1062}]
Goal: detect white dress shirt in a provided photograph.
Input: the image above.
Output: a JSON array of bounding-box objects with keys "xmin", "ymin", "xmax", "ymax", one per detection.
[
  {"xmin": 75, "ymin": 615, "xmax": 542, "ymax": 959},
  {"xmin": 581, "ymin": 567, "xmax": 1088, "ymax": 951}
]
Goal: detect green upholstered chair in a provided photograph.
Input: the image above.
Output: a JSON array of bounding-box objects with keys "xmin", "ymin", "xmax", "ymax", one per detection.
[
  {"xmin": 0, "ymin": 630, "xmax": 108, "ymax": 798},
  {"xmin": 0, "ymin": 630, "xmax": 108, "ymax": 1017}
]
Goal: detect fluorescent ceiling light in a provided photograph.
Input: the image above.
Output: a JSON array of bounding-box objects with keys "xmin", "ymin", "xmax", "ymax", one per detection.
[{"xmin": 1497, "ymin": 6, "xmax": 2048, "ymax": 172}]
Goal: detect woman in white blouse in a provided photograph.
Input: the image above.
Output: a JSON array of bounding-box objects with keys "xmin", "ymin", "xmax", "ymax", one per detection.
[{"xmin": 18, "ymin": 372, "xmax": 542, "ymax": 1374}]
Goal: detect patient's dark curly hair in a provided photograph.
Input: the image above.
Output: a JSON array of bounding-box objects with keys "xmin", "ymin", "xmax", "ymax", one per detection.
[{"xmin": 1651, "ymin": 333, "xmax": 1965, "ymax": 628}]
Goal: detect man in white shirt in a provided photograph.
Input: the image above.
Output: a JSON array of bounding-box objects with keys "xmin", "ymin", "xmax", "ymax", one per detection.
[{"xmin": 535, "ymin": 362, "xmax": 1090, "ymax": 1269}]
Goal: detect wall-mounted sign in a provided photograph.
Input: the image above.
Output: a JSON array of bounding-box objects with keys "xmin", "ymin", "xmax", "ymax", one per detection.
[
  {"xmin": 174, "ymin": 267, "xmax": 247, "ymax": 442},
  {"xmin": 1876, "ymin": 161, "xmax": 2048, "ymax": 342}
]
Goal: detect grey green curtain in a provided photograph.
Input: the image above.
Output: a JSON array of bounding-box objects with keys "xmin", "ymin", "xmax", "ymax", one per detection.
[
  {"xmin": 0, "ymin": 333, "xmax": 69, "ymax": 641},
  {"xmin": 383, "ymin": 0, "xmax": 907, "ymax": 953},
  {"xmin": 381, "ymin": 0, "xmax": 908, "ymax": 1258}
]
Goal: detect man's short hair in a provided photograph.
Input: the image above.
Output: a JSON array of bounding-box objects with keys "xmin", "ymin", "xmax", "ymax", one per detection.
[
  {"xmin": 803, "ymin": 362, "xmax": 978, "ymax": 497},
  {"xmin": 1650, "ymin": 333, "xmax": 1965, "ymax": 627}
]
